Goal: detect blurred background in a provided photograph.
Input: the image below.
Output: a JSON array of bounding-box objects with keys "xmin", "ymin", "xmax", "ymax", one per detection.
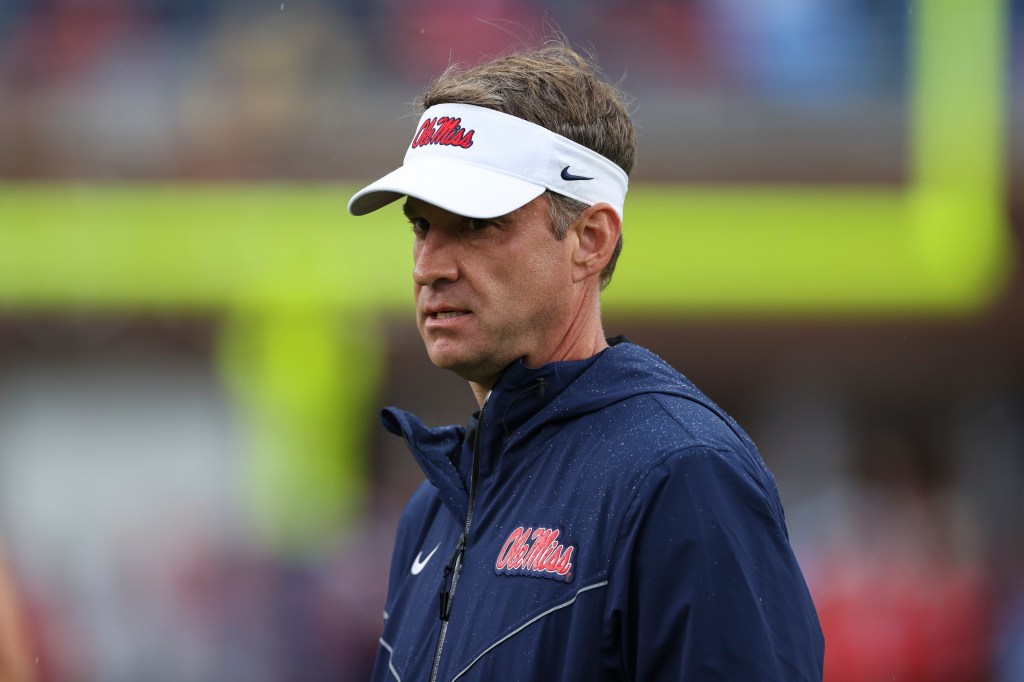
[{"xmin": 0, "ymin": 0, "xmax": 1022, "ymax": 680}]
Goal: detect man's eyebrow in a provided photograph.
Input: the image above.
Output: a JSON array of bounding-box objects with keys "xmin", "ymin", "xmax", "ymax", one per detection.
[{"xmin": 401, "ymin": 202, "xmax": 414, "ymax": 218}]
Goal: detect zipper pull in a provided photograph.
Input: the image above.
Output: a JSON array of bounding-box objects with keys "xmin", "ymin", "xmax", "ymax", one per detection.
[
  {"xmin": 439, "ymin": 592, "xmax": 451, "ymax": 622},
  {"xmin": 438, "ymin": 533, "xmax": 466, "ymax": 622}
]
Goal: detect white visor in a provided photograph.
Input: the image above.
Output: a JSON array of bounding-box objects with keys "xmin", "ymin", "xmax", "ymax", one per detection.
[{"xmin": 347, "ymin": 103, "xmax": 628, "ymax": 219}]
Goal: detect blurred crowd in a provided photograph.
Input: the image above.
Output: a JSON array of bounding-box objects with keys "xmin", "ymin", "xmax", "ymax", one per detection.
[
  {"xmin": 0, "ymin": 0, "xmax": 915, "ymax": 180},
  {"xmin": 1, "ymin": 1, "xmax": 1023, "ymax": 681}
]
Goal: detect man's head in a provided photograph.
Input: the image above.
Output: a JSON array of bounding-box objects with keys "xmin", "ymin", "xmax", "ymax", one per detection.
[
  {"xmin": 348, "ymin": 42, "xmax": 636, "ymax": 389},
  {"xmin": 417, "ymin": 45, "xmax": 635, "ymax": 289}
]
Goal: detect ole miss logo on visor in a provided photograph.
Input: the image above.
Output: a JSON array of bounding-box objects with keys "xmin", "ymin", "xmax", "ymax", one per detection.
[
  {"xmin": 411, "ymin": 115, "xmax": 475, "ymax": 149},
  {"xmin": 495, "ymin": 526, "xmax": 575, "ymax": 583}
]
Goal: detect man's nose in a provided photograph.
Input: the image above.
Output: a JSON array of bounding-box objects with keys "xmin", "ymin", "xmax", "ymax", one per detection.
[{"xmin": 413, "ymin": 230, "xmax": 459, "ymax": 287}]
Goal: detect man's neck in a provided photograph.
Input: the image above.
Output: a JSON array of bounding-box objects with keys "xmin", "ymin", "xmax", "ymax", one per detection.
[
  {"xmin": 469, "ymin": 382, "xmax": 491, "ymax": 409},
  {"xmin": 467, "ymin": 332, "xmax": 609, "ymax": 409},
  {"xmin": 464, "ymin": 293, "xmax": 608, "ymax": 408}
]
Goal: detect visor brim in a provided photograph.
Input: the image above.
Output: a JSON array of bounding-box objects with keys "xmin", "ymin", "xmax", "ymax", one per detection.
[{"xmin": 347, "ymin": 158, "xmax": 547, "ymax": 219}]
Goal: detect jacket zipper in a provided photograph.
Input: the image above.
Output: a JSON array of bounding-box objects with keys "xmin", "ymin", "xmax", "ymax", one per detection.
[{"xmin": 430, "ymin": 392, "xmax": 488, "ymax": 682}]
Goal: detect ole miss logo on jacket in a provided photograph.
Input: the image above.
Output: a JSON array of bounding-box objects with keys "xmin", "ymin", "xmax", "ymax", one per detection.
[{"xmin": 494, "ymin": 526, "xmax": 575, "ymax": 582}]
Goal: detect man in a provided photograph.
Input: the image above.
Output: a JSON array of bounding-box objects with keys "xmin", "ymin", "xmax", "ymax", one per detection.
[{"xmin": 348, "ymin": 43, "xmax": 824, "ymax": 681}]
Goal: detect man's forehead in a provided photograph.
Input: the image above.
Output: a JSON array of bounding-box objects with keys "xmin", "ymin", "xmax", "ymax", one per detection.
[{"xmin": 402, "ymin": 196, "xmax": 540, "ymax": 221}]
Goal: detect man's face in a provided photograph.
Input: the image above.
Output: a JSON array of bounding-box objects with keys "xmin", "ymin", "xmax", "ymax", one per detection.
[{"xmin": 405, "ymin": 195, "xmax": 576, "ymax": 386}]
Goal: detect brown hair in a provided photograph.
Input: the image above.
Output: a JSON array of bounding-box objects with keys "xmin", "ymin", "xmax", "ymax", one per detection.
[{"xmin": 417, "ymin": 41, "xmax": 635, "ymax": 289}]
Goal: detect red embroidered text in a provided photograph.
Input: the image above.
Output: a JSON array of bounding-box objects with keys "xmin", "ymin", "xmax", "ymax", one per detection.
[
  {"xmin": 495, "ymin": 526, "xmax": 575, "ymax": 582},
  {"xmin": 411, "ymin": 116, "xmax": 475, "ymax": 149}
]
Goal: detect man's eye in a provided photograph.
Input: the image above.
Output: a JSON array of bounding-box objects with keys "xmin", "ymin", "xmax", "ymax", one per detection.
[
  {"xmin": 409, "ymin": 218, "xmax": 429, "ymax": 235},
  {"xmin": 468, "ymin": 218, "xmax": 493, "ymax": 231}
]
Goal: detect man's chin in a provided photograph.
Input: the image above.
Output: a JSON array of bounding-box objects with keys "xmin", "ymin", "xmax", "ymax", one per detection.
[
  {"xmin": 427, "ymin": 352, "xmax": 484, "ymax": 381},
  {"xmin": 425, "ymin": 346, "xmax": 506, "ymax": 386}
]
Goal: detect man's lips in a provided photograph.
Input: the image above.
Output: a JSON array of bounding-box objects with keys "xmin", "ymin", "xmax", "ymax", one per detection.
[
  {"xmin": 422, "ymin": 306, "xmax": 472, "ymax": 324},
  {"xmin": 423, "ymin": 304, "xmax": 471, "ymax": 317}
]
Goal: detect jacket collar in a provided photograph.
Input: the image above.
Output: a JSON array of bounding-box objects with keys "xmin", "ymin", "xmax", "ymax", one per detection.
[
  {"xmin": 480, "ymin": 351, "xmax": 603, "ymax": 463},
  {"xmin": 380, "ymin": 409, "xmax": 469, "ymax": 520},
  {"xmin": 381, "ymin": 339, "xmax": 750, "ymax": 525},
  {"xmin": 380, "ymin": 347, "xmax": 607, "ymax": 522}
]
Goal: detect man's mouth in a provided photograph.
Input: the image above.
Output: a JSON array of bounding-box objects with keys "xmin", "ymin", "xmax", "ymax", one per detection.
[{"xmin": 424, "ymin": 307, "xmax": 472, "ymax": 325}]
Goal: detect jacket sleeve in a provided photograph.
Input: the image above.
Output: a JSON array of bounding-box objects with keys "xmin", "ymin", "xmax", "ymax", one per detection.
[{"xmin": 603, "ymin": 444, "xmax": 824, "ymax": 681}]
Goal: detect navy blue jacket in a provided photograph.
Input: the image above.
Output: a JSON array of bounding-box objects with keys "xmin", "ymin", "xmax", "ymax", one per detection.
[{"xmin": 373, "ymin": 341, "xmax": 824, "ymax": 681}]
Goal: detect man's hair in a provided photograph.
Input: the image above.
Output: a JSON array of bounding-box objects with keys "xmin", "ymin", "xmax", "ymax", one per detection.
[{"xmin": 416, "ymin": 42, "xmax": 636, "ymax": 290}]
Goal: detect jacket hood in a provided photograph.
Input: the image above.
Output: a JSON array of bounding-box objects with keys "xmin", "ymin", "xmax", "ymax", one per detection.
[{"xmin": 381, "ymin": 341, "xmax": 753, "ymax": 521}]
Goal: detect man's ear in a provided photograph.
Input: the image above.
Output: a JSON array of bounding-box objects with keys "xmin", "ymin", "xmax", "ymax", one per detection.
[{"xmin": 570, "ymin": 203, "xmax": 622, "ymax": 284}]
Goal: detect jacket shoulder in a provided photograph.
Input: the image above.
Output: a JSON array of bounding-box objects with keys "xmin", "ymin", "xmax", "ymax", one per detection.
[
  {"xmin": 576, "ymin": 389, "xmax": 785, "ymax": 524},
  {"xmin": 594, "ymin": 389, "xmax": 750, "ymax": 463}
]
